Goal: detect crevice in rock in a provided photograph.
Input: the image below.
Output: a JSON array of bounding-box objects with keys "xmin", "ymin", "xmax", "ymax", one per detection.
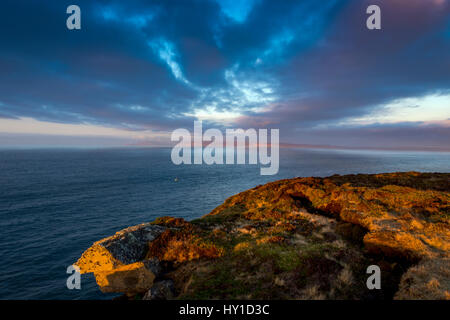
[
  {"xmin": 366, "ymin": 255, "xmax": 417, "ymax": 300},
  {"xmin": 289, "ymin": 193, "xmax": 336, "ymax": 218}
]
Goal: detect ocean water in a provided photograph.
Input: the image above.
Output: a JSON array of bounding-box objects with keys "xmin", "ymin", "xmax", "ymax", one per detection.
[{"xmin": 0, "ymin": 147, "xmax": 449, "ymax": 300}]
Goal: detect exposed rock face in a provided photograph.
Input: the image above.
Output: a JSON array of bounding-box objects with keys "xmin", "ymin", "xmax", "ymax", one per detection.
[
  {"xmin": 75, "ymin": 172, "xmax": 449, "ymax": 299},
  {"xmin": 94, "ymin": 259, "xmax": 161, "ymax": 293},
  {"xmin": 75, "ymin": 223, "xmax": 166, "ymax": 293},
  {"xmin": 208, "ymin": 172, "xmax": 449, "ymax": 261}
]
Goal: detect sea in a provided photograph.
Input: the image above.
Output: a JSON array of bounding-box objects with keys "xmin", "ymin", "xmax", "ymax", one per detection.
[{"xmin": 0, "ymin": 147, "xmax": 448, "ymax": 299}]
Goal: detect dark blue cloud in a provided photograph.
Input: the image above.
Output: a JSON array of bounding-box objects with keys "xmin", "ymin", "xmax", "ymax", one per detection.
[{"xmin": 0, "ymin": 0, "xmax": 449, "ymax": 148}]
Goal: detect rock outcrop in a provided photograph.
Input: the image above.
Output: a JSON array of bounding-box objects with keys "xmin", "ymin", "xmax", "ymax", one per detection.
[
  {"xmin": 75, "ymin": 223, "xmax": 166, "ymax": 293},
  {"xmin": 76, "ymin": 172, "xmax": 449, "ymax": 299}
]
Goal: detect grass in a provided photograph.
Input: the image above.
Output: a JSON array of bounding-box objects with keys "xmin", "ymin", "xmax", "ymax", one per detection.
[
  {"xmin": 179, "ymin": 241, "xmax": 320, "ymax": 299},
  {"xmin": 191, "ymin": 204, "xmax": 247, "ymax": 226},
  {"xmin": 252, "ymin": 243, "xmax": 302, "ymax": 272}
]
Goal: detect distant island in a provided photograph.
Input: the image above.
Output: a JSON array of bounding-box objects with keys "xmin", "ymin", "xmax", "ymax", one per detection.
[{"xmin": 76, "ymin": 172, "xmax": 450, "ymax": 300}]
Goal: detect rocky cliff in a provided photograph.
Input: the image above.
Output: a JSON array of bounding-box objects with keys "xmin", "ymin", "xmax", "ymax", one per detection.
[{"xmin": 75, "ymin": 172, "xmax": 450, "ymax": 300}]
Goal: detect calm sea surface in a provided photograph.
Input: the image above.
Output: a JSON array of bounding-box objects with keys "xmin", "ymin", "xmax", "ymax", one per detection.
[{"xmin": 0, "ymin": 147, "xmax": 449, "ymax": 299}]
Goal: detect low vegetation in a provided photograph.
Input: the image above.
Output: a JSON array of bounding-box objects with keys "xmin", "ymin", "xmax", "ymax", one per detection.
[{"xmin": 77, "ymin": 172, "xmax": 450, "ymax": 300}]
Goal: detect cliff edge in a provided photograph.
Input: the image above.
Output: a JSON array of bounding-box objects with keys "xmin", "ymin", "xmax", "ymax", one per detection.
[{"xmin": 75, "ymin": 172, "xmax": 450, "ymax": 300}]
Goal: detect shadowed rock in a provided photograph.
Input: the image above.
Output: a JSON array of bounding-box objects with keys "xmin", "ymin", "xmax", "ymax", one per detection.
[
  {"xmin": 143, "ymin": 279, "xmax": 175, "ymax": 300},
  {"xmin": 95, "ymin": 258, "xmax": 162, "ymax": 294}
]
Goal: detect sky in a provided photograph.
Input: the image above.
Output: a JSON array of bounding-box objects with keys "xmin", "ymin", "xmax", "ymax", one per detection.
[{"xmin": 0, "ymin": 0, "xmax": 449, "ymax": 150}]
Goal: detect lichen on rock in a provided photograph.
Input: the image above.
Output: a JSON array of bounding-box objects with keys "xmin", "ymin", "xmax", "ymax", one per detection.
[{"xmin": 75, "ymin": 223, "xmax": 166, "ymax": 293}]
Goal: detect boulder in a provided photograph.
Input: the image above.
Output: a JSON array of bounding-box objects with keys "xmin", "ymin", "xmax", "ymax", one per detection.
[{"xmin": 75, "ymin": 223, "xmax": 166, "ymax": 293}]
